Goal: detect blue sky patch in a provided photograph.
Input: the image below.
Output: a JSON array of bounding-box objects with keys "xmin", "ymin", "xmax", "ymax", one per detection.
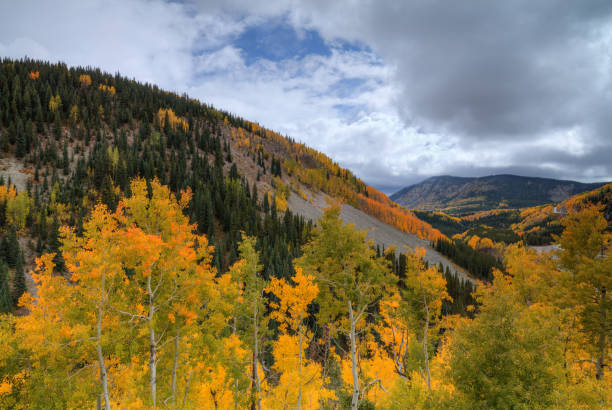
[{"xmin": 234, "ymin": 20, "xmax": 331, "ymax": 64}]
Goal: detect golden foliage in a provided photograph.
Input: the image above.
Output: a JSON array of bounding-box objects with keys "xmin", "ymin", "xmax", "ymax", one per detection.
[
  {"xmin": 266, "ymin": 267, "xmax": 318, "ymax": 333},
  {"xmin": 48, "ymin": 94, "xmax": 61, "ymax": 113},
  {"xmin": 0, "ymin": 185, "xmax": 17, "ymax": 203},
  {"xmin": 156, "ymin": 108, "xmax": 188, "ymax": 132},
  {"xmin": 69, "ymin": 104, "xmax": 78, "ymax": 123},
  {"xmin": 5, "ymin": 190, "xmax": 32, "ymax": 230},
  {"xmin": 357, "ymin": 192, "xmax": 445, "ymax": 242},
  {"xmin": 98, "ymin": 84, "xmax": 116, "ymax": 96},
  {"xmin": 1, "ymin": 167, "xmax": 608, "ymax": 409},
  {"xmin": 226, "ymin": 117, "xmax": 443, "ymax": 241},
  {"xmin": 79, "ymin": 74, "xmax": 92, "ymax": 86},
  {"xmin": 264, "ymin": 334, "xmax": 335, "ymax": 409}
]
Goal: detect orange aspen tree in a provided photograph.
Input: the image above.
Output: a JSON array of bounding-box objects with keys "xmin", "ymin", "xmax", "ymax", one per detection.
[
  {"xmin": 111, "ymin": 178, "xmax": 218, "ymax": 407},
  {"xmin": 377, "ymin": 292, "xmax": 412, "ymax": 379}
]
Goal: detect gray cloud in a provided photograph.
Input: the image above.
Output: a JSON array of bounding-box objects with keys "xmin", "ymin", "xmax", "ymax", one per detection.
[
  {"xmin": 289, "ymin": 1, "xmax": 612, "ymax": 138},
  {"xmin": 189, "ymin": 1, "xmax": 612, "ymax": 188},
  {"xmin": 2, "ymin": 0, "xmax": 612, "ymax": 193}
]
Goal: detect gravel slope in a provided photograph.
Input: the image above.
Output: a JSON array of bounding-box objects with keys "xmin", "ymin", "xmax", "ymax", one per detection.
[
  {"xmin": 288, "ymin": 190, "xmax": 475, "ymax": 284},
  {"xmin": 0, "ymin": 157, "xmax": 29, "ymax": 191}
]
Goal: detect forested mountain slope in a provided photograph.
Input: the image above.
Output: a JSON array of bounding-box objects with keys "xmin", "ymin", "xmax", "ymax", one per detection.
[
  {"xmin": 391, "ymin": 174, "xmax": 607, "ymax": 214},
  {"xmin": 0, "ymin": 58, "xmax": 458, "ymax": 301},
  {"xmin": 415, "ymin": 182, "xmax": 612, "ymax": 249}
]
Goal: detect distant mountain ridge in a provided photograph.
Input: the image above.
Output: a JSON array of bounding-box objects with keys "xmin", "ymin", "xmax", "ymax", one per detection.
[{"xmin": 390, "ymin": 174, "xmax": 608, "ymax": 214}]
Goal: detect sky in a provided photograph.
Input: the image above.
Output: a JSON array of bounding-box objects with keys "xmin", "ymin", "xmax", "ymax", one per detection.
[{"xmin": 2, "ymin": 0, "xmax": 612, "ymax": 194}]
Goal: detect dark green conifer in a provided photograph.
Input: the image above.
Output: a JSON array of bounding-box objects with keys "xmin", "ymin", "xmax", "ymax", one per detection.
[
  {"xmin": 0, "ymin": 262, "xmax": 12, "ymax": 314},
  {"xmin": 12, "ymin": 251, "xmax": 26, "ymax": 306}
]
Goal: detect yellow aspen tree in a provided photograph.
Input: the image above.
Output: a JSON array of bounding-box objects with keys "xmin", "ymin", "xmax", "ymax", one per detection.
[
  {"xmin": 227, "ymin": 235, "xmax": 269, "ymax": 410},
  {"xmin": 265, "ymin": 268, "xmax": 334, "ymax": 409},
  {"xmin": 48, "ymin": 94, "xmax": 61, "ymax": 112},
  {"xmin": 99, "ymin": 84, "xmax": 116, "ymax": 95},
  {"xmin": 446, "ymin": 270, "xmax": 568, "ymax": 408},
  {"xmin": 402, "ymin": 248, "xmax": 451, "ymax": 391},
  {"xmin": 69, "ymin": 104, "xmax": 79, "ymax": 123},
  {"xmin": 556, "ymin": 205, "xmax": 612, "ymax": 381},
  {"xmin": 10, "ymin": 253, "xmax": 104, "ymax": 408},
  {"xmin": 478, "ymin": 237, "xmax": 494, "ymax": 250},
  {"xmin": 156, "ymin": 108, "xmax": 188, "ymax": 132},
  {"xmin": 79, "ymin": 74, "xmax": 92, "ymax": 86},
  {"xmin": 340, "ymin": 339, "xmax": 398, "ymax": 406},
  {"xmin": 377, "ymin": 292, "xmax": 412, "ymax": 379},
  {"xmin": 265, "ymin": 334, "xmax": 335, "ymax": 410},
  {"xmin": 6, "ymin": 190, "xmax": 32, "ymax": 230},
  {"xmin": 5, "ymin": 178, "xmax": 227, "ymax": 408},
  {"xmin": 59, "ymin": 204, "xmax": 126, "ymax": 410},
  {"xmin": 295, "ymin": 206, "xmax": 391, "ymax": 410}
]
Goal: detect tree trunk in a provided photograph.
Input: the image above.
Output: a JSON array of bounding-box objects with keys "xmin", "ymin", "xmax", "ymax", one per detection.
[
  {"xmin": 596, "ymin": 286, "xmax": 607, "ymax": 380},
  {"xmin": 297, "ymin": 322, "xmax": 303, "ymax": 410},
  {"xmin": 233, "ymin": 318, "xmax": 239, "ymax": 410},
  {"xmin": 181, "ymin": 370, "xmax": 193, "ymax": 409},
  {"xmin": 97, "ymin": 274, "xmax": 111, "ymax": 410},
  {"xmin": 253, "ymin": 293, "xmax": 262, "ymax": 410},
  {"xmin": 171, "ymin": 333, "xmax": 179, "ymax": 405},
  {"xmin": 422, "ymin": 290, "xmax": 431, "ymax": 391},
  {"xmin": 349, "ymin": 301, "xmax": 359, "ymax": 410},
  {"xmin": 148, "ymin": 275, "xmax": 157, "ymax": 407}
]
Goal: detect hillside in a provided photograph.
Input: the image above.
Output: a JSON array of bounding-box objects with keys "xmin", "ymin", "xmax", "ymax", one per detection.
[
  {"xmin": 414, "ymin": 182, "xmax": 612, "ymax": 249},
  {"xmin": 390, "ymin": 174, "xmax": 607, "ymax": 214},
  {"xmin": 0, "ymin": 58, "xmax": 462, "ymax": 303}
]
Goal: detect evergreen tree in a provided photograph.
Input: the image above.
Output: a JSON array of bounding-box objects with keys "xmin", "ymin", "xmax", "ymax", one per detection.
[
  {"xmin": 0, "ymin": 228, "xmax": 20, "ymax": 268},
  {"xmin": 48, "ymin": 216, "xmax": 64, "ymax": 272},
  {"xmin": 12, "ymin": 250, "xmax": 26, "ymax": 306},
  {"xmin": 0, "ymin": 262, "xmax": 12, "ymax": 313},
  {"xmin": 15, "ymin": 127, "xmax": 26, "ymax": 157}
]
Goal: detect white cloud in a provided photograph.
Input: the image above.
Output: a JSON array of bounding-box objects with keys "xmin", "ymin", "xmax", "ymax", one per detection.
[{"xmin": 2, "ymin": 0, "xmax": 611, "ymax": 194}]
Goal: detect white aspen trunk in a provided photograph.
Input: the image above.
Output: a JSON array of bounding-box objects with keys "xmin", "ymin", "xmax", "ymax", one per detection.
[
  {"xmin": 422, "ymin": 291, "xmax": 431, "ymax": 391},
  {"xmin": 297, "ymin": 322, "xmax": 303, "ymax": 410},
  {"xmin": 171, "ymin": 333, "xmax": 179, "ymax": 405},
  {"xmin": 148, "ymin": 275, "xmax": 157, "ymax": 407},
  {"xmin": 233, "ymin": 317, "xmax": 239, "ymax": 410},
  {"xmin": 253, "ymin": 293, "xmax": 262, "ymax": 410},
  {"xmin": 348, "ymin": 301, "xmax": 359, "ymax": 410},
  {"xmin": 596, "ymin": 286, "xmax": 607, "ymax": 380},
  {"xmin": 181, "ymin": 371, "xmax": 193, "ymax": 409},
  {"xmin": 97, "ymin": 274, "xmax": 111, "ymax": 410}
]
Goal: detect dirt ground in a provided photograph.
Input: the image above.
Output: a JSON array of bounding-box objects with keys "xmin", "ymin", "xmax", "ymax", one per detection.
[{"xmin": 0, "ymin": 156, "xmax": 29, "ymax": 191}]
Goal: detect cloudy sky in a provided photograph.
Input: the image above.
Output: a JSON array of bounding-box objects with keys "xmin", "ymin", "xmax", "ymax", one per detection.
[{"xmin": 2, "ymin": 1, "xmax": 612, "ymax": 193}]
